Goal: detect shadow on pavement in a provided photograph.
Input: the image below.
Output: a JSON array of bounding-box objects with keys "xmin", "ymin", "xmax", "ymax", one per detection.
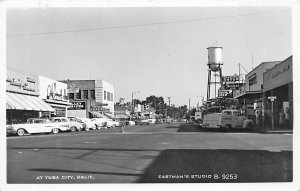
[
  {"xmin": 165, "ymin": 123, "xmax": 257, "ymax": 133},
  {"xmin": 138, "ymin": 149, "xmax": 292, "ymax": 183},
  {"xmin": 8, "ymin": 146, "xmax": 292, "ymax": 183}
]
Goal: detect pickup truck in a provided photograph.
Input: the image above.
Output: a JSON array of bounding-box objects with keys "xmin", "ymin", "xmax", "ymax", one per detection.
[{"xmin": 202, "ymin": 109, "xmax": 254, "ymax": 130}]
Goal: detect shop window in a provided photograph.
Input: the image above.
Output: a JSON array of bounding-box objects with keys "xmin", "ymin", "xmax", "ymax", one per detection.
[
  {"xmin": 107, "ymin": 91, "xmax": 111, "ymax": 101},
  {"xmin": 76, "ymin": 90, "xmax": 81, "ymax": 99},
  {"xmin": 83, "ymin": 90, "xmax": 88, "ymax": 99},
  {"xmin": 90, "ymin": 90, "xmax": 95, "ymax": 99},
  {"xmin": 69, "ymin": 93, "xmax": 74, "ymax": 100},
  {"xmin": 111, "ymin": 93, "xmax": 113, "ymax": 102},
  {"xmin": 104, "ymin": 91, "xmax": 107, "ymax": 100}
]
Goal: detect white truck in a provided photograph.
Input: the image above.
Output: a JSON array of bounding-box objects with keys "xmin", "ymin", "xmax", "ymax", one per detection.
[{"xmin": 202, "ymin": 109, "xmax": 254, "ymax": 130}]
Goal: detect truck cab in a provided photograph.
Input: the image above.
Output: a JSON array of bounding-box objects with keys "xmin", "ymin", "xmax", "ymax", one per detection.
[{"xmin": 202, "ymin": 109, "xmax": 254, "ymax": 130}]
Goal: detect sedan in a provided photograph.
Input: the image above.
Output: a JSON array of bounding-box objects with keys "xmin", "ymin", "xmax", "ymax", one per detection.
[
  {"xmin": 6, "ymin": 118, "xmax": 62, "ymax": 136},
  {"xmin": 77, "ymin": 118, "xmax": 97, "ymax": 130}
]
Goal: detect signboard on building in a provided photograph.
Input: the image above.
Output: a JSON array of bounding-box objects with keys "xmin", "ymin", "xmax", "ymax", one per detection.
[
  {"xmin": 69, "ymin": 101, "xmax": 86, "ymax": 110},
  {"xmin": 222, "ymin": 74, "xmax": 239, "ymax": 82},
  {"xmin": 263, "ymin": 57, "xmax": 292, "ymax": 92},
  {"xmin": 39, "ymin": 76, "xmax": 69, "ymax": 102},
  {"xmin": 218, "ymin": 90, "xmax": 233, "ymax": 98},
  {"xmin": 6, "ymin": 69, "xmax": 38, "ymax": 96}
]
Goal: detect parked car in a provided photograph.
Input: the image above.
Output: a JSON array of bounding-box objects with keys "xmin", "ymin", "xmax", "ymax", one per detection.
[
  {"xmin": 50, "ymin": 117, "xmax": 74, "ymax": 132},
  {"xmin": 67, "ymin": 116, "xmax": 86, "ymax": 132},
  {"xmin": 77, "ymin": 118, "xmax": 97, "ymax": 130},
  {"xmin": 148, "ymin": 119, "xmax": 156, "ymax": 124},
  {"xmin": 140, "ymin": 119, "xmax": 150, "ymax": 125},
  {"xmin": 128, "ymin": 121, "xmax": 136, "ymax": 126},
  {"xmin": 6, "ymin": 118, "xmax": 63, "ymax": 136},
  {"xmin": 106, "ymin": 119, "xmax": 120, "ymax": 128},
  {"xmin": 51, "ymin": 117, "xmax": 84, "ymax": 132},
  {"xmin": 91, "ymin": 118, "xmax": 108, "ymax": 129},
  {"xmin": 155, "ymin": 119, "xmax": 163, "ymax": 124}
]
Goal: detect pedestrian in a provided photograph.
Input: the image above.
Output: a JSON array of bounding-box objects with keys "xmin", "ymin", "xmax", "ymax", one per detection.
[
  {"xmin": 255, "ymin": 109, "xmax": 261, "ymax": 129},
  {"xmin": 279, "ymin": 109, "xmax": 284, "ymax": 127},
  {"xmin": 284, "ymin": 107, "xmax": 289, "ymax": 129}
]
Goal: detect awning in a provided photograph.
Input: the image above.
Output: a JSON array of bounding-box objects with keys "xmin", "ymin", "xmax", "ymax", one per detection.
[
  {"xmin": 104, "ymin": 112, "xmax": 114, "ymax": 119},
  {"xmin": 89, "ymin": 111, "xmax": 105, "ymax": 118},
  {"xmin": 114, "ymin": 114, "xmax": 130, "ymax": 119},
  {"xmin": 234, "ymin": 90, "xmax": 262, "ymax": 99},
  {"xmin": 6, "ymin": 92, "xmax": 55, "ymax": 112}
]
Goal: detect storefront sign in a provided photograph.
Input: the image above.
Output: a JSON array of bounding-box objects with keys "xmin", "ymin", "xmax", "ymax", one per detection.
[
  {"xmin": 69, "ymin": 101, "xmax": 86, "ymax": 110},
  {"xmin": 268, "ymin": 96, "xmax": 277, "ymax": 102},
  {"xmin": 248, "ymin": 73, "xmax": 257, "ymax": 86},
  {"xmin": 27, "ymin": 77, "xmax": 36, "ymax": 83},
  {"xmin": 95, "ymin": 102, "xmax": 108, "ymax": 106},
  {"xmin": 7, "ymin": 78, "xmax": 36, "ymax": 91},
  {"xmin": 222, "ymin": 75, "xmax": 239, "ymax": 82},
  {"xmin": 90, "ymin": 106, "xmax": 110, "ymax": 112},
  {"xmin": 271, "ymin": 65, "xmax": 290, "ymax": 78},
  {"xmin": 218, "ymin": 90, "xmax": 232, "ymax": 97}
]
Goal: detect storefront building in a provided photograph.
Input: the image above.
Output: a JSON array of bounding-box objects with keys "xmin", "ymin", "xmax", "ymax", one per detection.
[
  {"xmin": 6, "ymin": 68, "xmax": 54, "ymax": 124},
  {"xmin": 263, "ymin": 56, "xmax": 293, "ymax": 130},
  {"xmin": 234, "ymin": 61, "xmax": 281, "ymax": 122},
  {"xmin": 38, "ymin": 76, "xmax": 72, "ymax": 117},
  {"xmin": 59, "ymin": 79, "xmax": 115, "ymax": 118}
]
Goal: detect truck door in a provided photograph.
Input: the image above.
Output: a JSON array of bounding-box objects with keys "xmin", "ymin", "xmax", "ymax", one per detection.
[{"xmin": 233, "ymin": 111, "xmax": 244, "ymax": 127}]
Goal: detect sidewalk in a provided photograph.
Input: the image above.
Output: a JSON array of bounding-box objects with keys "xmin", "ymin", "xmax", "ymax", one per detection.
[{"xmin": 255, "ymin": 126, "xmax": 293, "ymax": 134}]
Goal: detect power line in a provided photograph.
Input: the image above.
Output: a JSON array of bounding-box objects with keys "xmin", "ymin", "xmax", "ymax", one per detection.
[{"xmin": 7, "ymin": 9, "xmax": 289, "ymax": 37}]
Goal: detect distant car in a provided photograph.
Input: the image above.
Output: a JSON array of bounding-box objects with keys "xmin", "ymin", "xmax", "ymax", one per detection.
[
  {"xmin": 134, "ymin": 120, "xmax": 142, "ymax": 125},
  {"xmin": 155, "ymin": 119, "xmax": 163, "ymax": 124},
  {"xmin": 6, "ymin": 118, "xmax": 63, "ymax": 136},
  {"xmin": 128, "ymin": 121, "xmax": 135, "ymax": 126},
  {"xmin": 66, "ymin": 117, "xmax": 86, "ymax": 132},
  {"xmin": 148, "ymin": 119, "xmax": 156, "ymax": 124},
  {"xmin": 91, "ymin": 118, "xmax": 108, "ymax": 129},
  {"xmin": 106, "ymin": 119, "xmax": 119, "ymax": 128},
  {"xmin": 77, "ymin": 118, "xmax": 97, "ymax": 130},
  {"xmin": 140, "ymin": 119, "xmax": 150, "ymax": 125}
]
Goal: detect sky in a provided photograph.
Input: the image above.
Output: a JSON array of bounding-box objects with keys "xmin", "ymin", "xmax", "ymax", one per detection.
[{"xmin": 6, "ymin": 6, "xmax": 292, "ymax": 107}]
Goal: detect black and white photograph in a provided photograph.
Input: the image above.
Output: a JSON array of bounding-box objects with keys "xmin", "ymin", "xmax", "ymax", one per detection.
[{"xmin": 1, "ymin": 0, "xmax": 299, "ymax": 191}]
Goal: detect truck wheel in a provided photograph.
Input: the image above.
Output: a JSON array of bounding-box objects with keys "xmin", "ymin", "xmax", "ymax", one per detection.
[
  {"xmin": 247, "ymin": 124, "xmax": 253, "ymax": 130},
  {"xmin": 17, "ymin": 129, "xmax": 26, "ymax": 136},
  {"xmin": 225, "ymin": 124, "xmax": 231, "ymax": 130}
]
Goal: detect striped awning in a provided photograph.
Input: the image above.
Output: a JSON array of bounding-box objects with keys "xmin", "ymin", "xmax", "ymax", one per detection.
[{"xmin": 6, "ymin": 92, "xmax": 55, "ymax": 112}]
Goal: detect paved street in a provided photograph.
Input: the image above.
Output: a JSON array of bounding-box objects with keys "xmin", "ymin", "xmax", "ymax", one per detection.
[{"xmin": 7, "ymin": 122, "xmax": 292, "ymax": 183}]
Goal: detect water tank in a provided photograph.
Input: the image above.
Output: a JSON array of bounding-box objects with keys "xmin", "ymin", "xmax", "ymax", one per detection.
[{"xmin": 207, "ymin": 46, "xmax": 223, "ymax": 71}]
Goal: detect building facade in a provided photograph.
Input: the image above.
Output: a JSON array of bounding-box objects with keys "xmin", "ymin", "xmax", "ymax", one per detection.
[
  {"xmin": 263, "ymin": 56, "xmax": 293, "ymax": 130},
  {"xmin": 234, "ymin": 61, "xmax": 281, "ymax": 119},
  {"xmin": 60, "ymin": 79, "xmax": 115, "ymax": 118},
  {"xmin": 6, "ymin": 68, "xmax": 54, "ymax": 124},
  {"xmin": 38, "ymin": 76, "xmax": 71, "ymax": 117}
]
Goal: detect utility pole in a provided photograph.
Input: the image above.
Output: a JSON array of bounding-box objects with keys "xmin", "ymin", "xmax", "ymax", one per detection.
[{"xmin": 167, "ymin": 97, "xmax": 171, "ymax": 117}]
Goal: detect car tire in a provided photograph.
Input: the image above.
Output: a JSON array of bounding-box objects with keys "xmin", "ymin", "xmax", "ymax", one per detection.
[
  {"xmin": 70, "ymin": 126, "xmax": 77, "ymax": 132},
  {"xmin": 85, "ymin": 127, "xmax": 90, "ymax": 131},
  {"xmin": 52, "ymin": 128, "xmax": 59, "ymax": 134},
  {"xmin": 17, "ymin": 128, "xmax": 26, "ymax": 136}
]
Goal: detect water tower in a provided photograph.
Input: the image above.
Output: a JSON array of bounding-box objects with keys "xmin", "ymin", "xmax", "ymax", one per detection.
[{"xmin": 206, "ymin": 46, "xmax": 223, "ymax": 100}]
